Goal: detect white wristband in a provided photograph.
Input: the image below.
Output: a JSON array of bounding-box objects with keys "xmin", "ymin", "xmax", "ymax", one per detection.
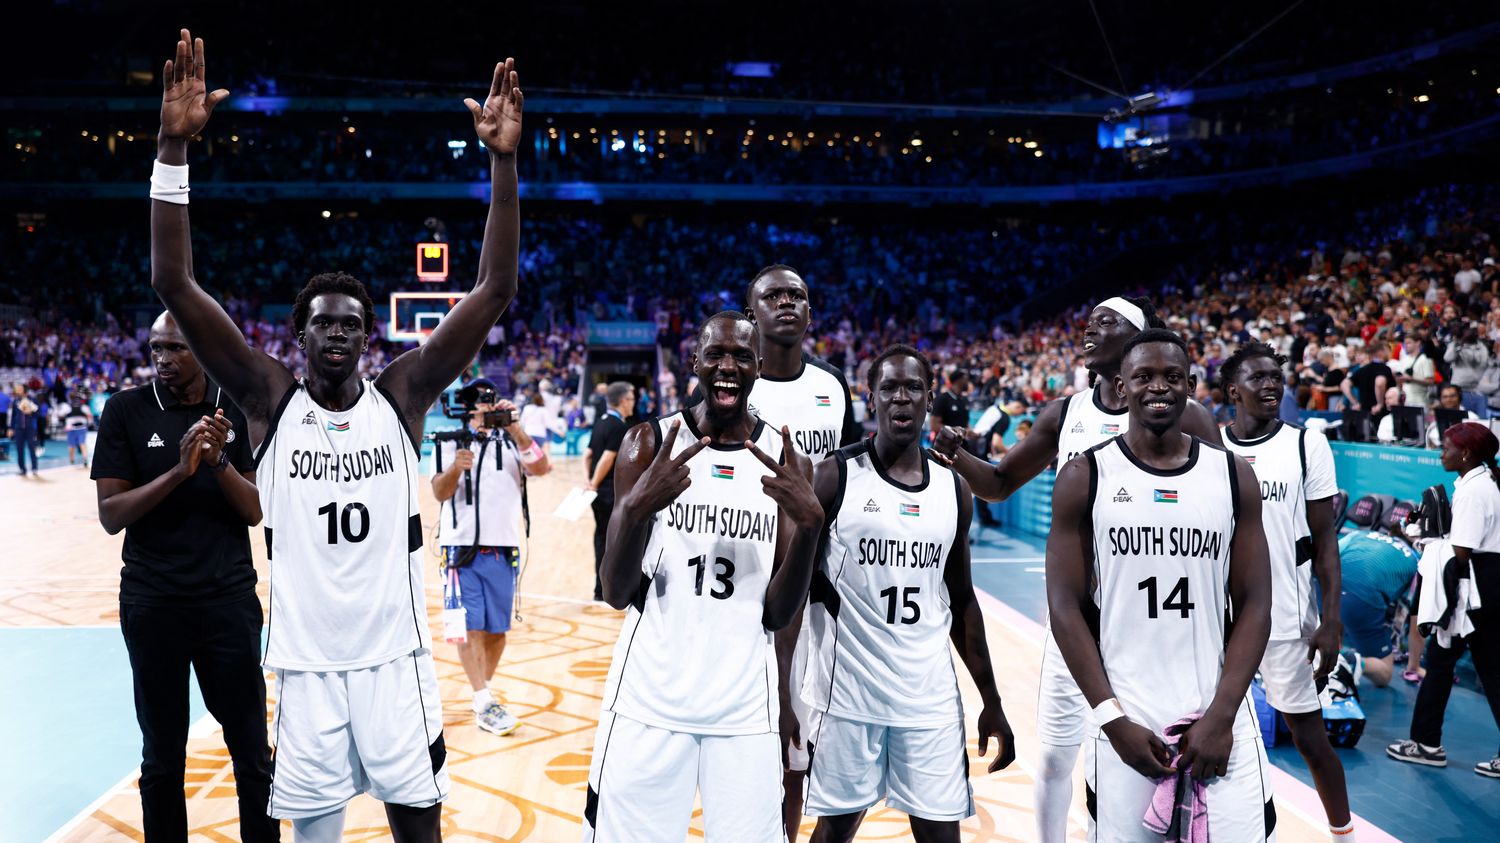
[
  {"xmin": 1093, "ymin": 697, "xmax": 1126, "ymax": 726},
  {"xmin": 150, "ymin": 160, "xmax": 190, "ymax": 204}
]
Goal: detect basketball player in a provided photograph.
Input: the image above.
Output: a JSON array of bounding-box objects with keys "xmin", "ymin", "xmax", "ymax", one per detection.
[
  {"xmin": 1048, "ymin": 329, "xmax": 1274, "ymax": 842},
  {"xmin": 933, "ymin": 296, "xmax": 1222, "ymax": 841},
  {"xmin": 802, "ymin": 345, "xmax": 1015, "ymax": 843},
  {"xmin": 1222, "ymin": 342, "xmax": 1357, "ymax": 840},
  {"xmin": 148, "ymin": 30, "xmax": 524, "ymax": 841},
  {"xmin": 739, "ymin": 264, "xmax": 862, "ymax": 838},
  {"xmin": 585, "ymin": 312, "xmax": 824, "ymax": 841}
]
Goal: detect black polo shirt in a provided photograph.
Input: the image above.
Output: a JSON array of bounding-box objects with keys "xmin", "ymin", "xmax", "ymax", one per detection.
[
  {"xmin": 933, "ymin": 389, "xmax": 971, "ymax": 427},
  {"xmin": 588, "ymin": 411, "xmax": 630, "ymax": 505},
  {"xmin": 91, "ymin": 378, "xmax": 256, "ymax": 606}
]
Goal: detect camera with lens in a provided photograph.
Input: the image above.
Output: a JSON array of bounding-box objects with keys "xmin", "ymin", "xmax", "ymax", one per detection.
[
  {"xmin": 1402, "ymin": 483, "xmax": 1452, "ymax": 541},
  {"xmin": 426, "ymin": 381, "xmax": 512, "ymax": 446},
  {"xmin": 443, "ymin": 381, "xmax": 512, "ymax": 428}
]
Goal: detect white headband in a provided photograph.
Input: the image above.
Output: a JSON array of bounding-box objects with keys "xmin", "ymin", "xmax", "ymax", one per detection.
[{"xmin": 1096, "ymin": 297, "xmax": 1147, "ymax": 330}]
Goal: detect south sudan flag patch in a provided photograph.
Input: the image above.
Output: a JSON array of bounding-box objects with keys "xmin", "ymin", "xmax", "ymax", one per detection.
[
  {"xmin": 899, "ymin": 503, "xmax": 921, "ymax": 517},
  {"xmin": 1153, "ymin": 489, "xmax": 1179, "ymax": 503},
  {"xmin": 710, "ymin": 465, "xmax": 735, "ymax": 480},
  {"xmin": 815, "ymin": 395, "xmax": 832, "ymax": 407},
  {"xmin": 327, "ymin": 420, "xmax": 351, "ymax": 432}
]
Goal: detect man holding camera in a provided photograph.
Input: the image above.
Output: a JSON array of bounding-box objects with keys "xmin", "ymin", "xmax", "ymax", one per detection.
[{"xmin": 431, "ymin": 378, "xmax": 551, "ymax": 736}]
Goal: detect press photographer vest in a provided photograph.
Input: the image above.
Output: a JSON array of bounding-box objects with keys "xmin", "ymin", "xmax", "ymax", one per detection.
[{"xmin": 433, "ymin": 431, "xmax": 530, "ymax": 550}]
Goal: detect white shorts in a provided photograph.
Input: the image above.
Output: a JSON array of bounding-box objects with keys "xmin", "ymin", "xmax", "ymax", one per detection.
[
  {"xmin": 1038, "ymin": 628, "xmax": 1089, "ymax": 746},
  {"xmin": 805, "ymin": 714, "xmax": 974, "ymax": 822},
  {"xmin": 269, "ymin": 651, "xmax": 449, "ymax": 819},
  {"xmin": 1258, "ymin": 639, "xmax": 1321, "ymax": 715},
  {"xmin": 583, "ymin": 710, "xmax": 785, "ymax": 842},
  {"xmin": 1085, "ymin": 730, "xmax": 1276, "ymax": 843}
]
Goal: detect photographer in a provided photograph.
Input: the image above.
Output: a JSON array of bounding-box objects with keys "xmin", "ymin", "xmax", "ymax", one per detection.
[
  {"xmin": 430, "ymin": 378, "xmax": 551, "ymax": 737},
  {"xmin": 1446, "ymin": 323, "xmax": 1492, "ymax": 414}
]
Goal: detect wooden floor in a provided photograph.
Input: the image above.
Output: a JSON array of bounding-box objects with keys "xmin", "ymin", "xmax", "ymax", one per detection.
[{"xmin": 1, "ymin": 460, "xmax": 1334, "ymax": 841}]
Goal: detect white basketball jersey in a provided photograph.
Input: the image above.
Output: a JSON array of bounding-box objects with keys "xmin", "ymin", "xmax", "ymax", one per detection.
[
  {"xmin": 601, "ymin": 411, "xmax": 785, "ymax": 736},
  {"xmin": 803, "ymin": 441, "xmax": 963, "ymax": 726},
  {"xmin": 1056, "ymin": 386, "xmax": 1129, "ymax": 465},
  {"xmin": 1224, "ymin": 422, "xmax": 1339, "ymax": 640},
  {"xmin": 254, "ymin": 381, "xmax": 428, "ymax": 671},
  {"xmin": 747, "ymin": 354, "xmax": 855, "ymax": 460},
  {"xmin": 1088, "ymin": 437, "xmax": 1257, "ymax": 739}
]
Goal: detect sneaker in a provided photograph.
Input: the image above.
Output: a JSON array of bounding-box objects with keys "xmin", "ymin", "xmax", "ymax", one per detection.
[
  {"xmin": 1477, "ymin": 758, "xmax": 1500, "ymax": 779},
  {"xmin": 477, "ymin": 702, "xmax": 520, "ymax": 736},
  {"xmin": 1386, "ymin": 740, "xmax": 1447, "ymax": 767}
]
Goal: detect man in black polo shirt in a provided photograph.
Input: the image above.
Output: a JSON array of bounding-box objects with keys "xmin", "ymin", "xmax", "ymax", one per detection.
[
  {"xmin": 91, "ymin": 312, "xmax": 277, "ymax": 842},
  {"xmin": 585, "ymin": 381, "xmax": 634, "ymax": 601}
]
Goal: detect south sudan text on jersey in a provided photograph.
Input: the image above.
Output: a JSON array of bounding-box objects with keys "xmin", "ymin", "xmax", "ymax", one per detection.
[
  {"xmin": 1107, "ymin": 525, "xmax": 1226, "ymax": 559},
  {"xmin": 287, "ymin": 445, "xmax": 397, "ymax": 481},
  {"xmin": 663, "ymin": 501, "xmax": 778, "ymax": 542},
  {"xmin": 856, "ymin": 537, "xmax": 946, "ymax": 569}
]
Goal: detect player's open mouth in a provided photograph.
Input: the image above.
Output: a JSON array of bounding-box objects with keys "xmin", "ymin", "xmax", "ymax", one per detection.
[
  {"xmin": 1259, "ymin": 391, "xmax": 1280, "ymax": 406},
  {"xmin": 711, "ymin": 380, "xmax": 740, "ymax": 406},
  {"xmin": 890, "ymin": 413, "xmax": 914, "ymax": 429},
  {"xmin": 323, "ymin": 348, "xmax": 349, "ymax": 362},
  {"xmin": 1144, "ymin": 399, "xmax": 1172, "ymax": 410},
  {"xmin": 1083, "ymin": 341, "xmax": 1097, "ymax": 352}
]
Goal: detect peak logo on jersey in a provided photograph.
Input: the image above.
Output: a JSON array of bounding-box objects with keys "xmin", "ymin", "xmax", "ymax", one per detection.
[
  {"xmin": 302, "ymin": 411, "xmax": 317, "ymax": 426},
  {"xmin": 815, "ymin": 395, "xmax": 832, "ymax": 407},
  {"xmin": 863, "ymin": 498, "xmax": 881, "ymax": 513},
  {"xmin": 147, "ymin": 432, "xmax": 165, "ymax": 448},
  {"xmin": 1113, "ymin": 486, "xmax": 1133, "ymax": 503},
  {"xmin": 1153, "ymin": 489, "xmax": 1178, "ymax": 503},
  {"xmin": 326, "ymin": 420, "xmax": 351, "ymax": 432},
  {"xmin": 1070, "ymin": 422, "xmax": 1085, "ymax": 434},
  {"xmin": 1100, "ymin": 423, "xmax": 1121, "ymax": 435},
  {"xmin": 710, "ymin": 465, "xmax": 735, "ymax": 480},
  {"xmin": 899, "ymin": 503, "xmax": 920, "ymax": 517}
]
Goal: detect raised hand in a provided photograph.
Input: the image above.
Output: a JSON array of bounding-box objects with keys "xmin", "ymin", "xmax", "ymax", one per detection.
[
  {"xmin": 160, "ymin": 29, "xmax": 229, "ymax": 140},
  {"xmin": 176, "ymin": 423, "xmax": 205, "ymax": 477},
  {"xmin": 932, "ymin": 425, "xmax": 966, "ymax": 460},
  {"xmin": 464, "ymin": 58, "xmax": 524, "ymax": 157},
  {"xmin": 625, "ymin": 421, "xmax": 709, "ymax": 515},
  {"xmin": 747, "ymin": 427, "xmax": 823, "ymax": 530}
]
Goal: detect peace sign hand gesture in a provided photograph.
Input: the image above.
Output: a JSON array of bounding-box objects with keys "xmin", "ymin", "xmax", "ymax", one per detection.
[
  {"xmin": 747, "ymin": 427, "xmax": 823, "ymax": 530},
  {"xmin": 626, "ymin": 421, "xmax": 710, "ymax": 516},
  {"xmin": 464, "ymin": 58, "xmax": 524, "ymax": 157},
  {"xmin": 160, "ymin": 29, "xmax": 229, "ymax": 140}
]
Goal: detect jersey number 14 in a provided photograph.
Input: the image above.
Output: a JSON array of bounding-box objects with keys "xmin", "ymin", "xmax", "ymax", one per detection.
[{"xmin": 1138, "ymin": 576, "xmax": 1194, "ymax": 619}]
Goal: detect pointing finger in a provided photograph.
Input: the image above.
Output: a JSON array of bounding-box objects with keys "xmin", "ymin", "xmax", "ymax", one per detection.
[
  {"xmin": 657, "ymin": 420, "xmax": 682, "ymax": 460},
  {"xmin": 744, "ymin": 439, "xmax": 782, "ymax": 472},
  {"xmin": 673, "ymin": 436, "xmax": 710, "ymax": 467}
]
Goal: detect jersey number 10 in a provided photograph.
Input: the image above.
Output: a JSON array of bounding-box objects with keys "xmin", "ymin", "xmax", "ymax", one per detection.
[{"xmin": 318, "ymin": 501, "xmax": 371, "ymax": 544}]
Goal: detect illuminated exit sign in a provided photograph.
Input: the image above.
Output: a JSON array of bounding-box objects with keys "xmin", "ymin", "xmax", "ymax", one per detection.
[{"xmin": 416, "ymin": 242, "xmax": 449, "ymax": 282}]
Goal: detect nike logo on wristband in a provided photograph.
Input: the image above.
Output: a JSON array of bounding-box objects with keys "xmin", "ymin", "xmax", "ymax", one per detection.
[{"xmin": 177, "ymin": 184, "xmax": 188, "ymax": 189}]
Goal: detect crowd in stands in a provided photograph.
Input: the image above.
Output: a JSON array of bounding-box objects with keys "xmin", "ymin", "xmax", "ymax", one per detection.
[{"xmin": 6, "ymin": 178, "xmax": 1500, "ymax": 464}]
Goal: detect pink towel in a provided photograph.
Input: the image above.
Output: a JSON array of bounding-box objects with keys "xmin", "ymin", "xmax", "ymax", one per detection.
[{"xmin": 1143, "ymin": 713, "xmax": 1209, "ymax": 842}]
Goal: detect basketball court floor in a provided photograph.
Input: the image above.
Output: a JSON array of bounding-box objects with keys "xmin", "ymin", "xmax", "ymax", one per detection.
[{"xmin": 2, "ymin": 446, "xmax": 1492, "ymax": 841}]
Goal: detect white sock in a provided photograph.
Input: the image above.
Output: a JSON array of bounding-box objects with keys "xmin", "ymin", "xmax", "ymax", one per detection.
[
  {"xmin": 1331, "ymin": 820, "xmax": 1356, "ymax": 840},
  {"xmin": 1419, "ymin": 742, "xmax": 1442, "ymax": 753},
  {"xmin": 473, "ymin": 687, "xmax": 494, "ymax": 713},
  {"xmin": 293, "ymin": 809, "xmax": 346, "ymax": 843},
  {"xmin": 1035, "ymin": 742, "xmax": 1080, "ymax": 843}
]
